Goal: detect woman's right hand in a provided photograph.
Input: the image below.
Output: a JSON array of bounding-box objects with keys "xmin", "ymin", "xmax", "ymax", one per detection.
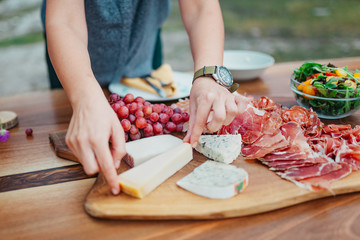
[{"xmin": 65, "ymin": 92, "xmax": 126, "ymax": 195}]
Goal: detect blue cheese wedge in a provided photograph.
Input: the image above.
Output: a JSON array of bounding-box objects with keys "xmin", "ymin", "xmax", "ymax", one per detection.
[
  {"xmin": 195, "ymin": 134, "xmax": 242, "ymax": 164},
  {"xmin": 177, "ymin": 160, "xmax": 248, "ymax": 199}
]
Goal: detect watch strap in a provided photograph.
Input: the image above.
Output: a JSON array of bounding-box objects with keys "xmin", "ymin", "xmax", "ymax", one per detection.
[{"xmin": 193, "ymin": 66, "xmax": 217, "ymax": 82}]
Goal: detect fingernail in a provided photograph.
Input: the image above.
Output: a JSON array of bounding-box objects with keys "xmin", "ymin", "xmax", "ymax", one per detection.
[
  {"xmin": 192, "ymin": 142, "xmax": 198, "ymax": 148},
  {"xmin": 115, "ymin": 159, "xmax": 121, "ymax": 168},
  {"xmin": 112, "ymin": 188, "xmax": 119, "ymax": 195}
]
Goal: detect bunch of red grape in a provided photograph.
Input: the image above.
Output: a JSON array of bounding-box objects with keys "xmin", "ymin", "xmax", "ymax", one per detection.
[{"xmin": 109, "ymin": 93, "xmax": 189, "ymax": 141}]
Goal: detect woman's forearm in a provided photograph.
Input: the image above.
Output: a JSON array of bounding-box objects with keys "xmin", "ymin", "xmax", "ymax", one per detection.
[
  {"xmin": 45, "ymin": 0, "xmax": 104, "ymax": 105},
  {"xmin": 179, "ymin": 0, "xmax": 224, "ymax": 71}
]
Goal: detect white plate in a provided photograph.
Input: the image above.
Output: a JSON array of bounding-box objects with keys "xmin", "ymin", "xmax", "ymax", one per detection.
[
  {"xmin": 224, "ymin": 50, "xmax": 274, "ymax": 81},
  {"xmin": 108, "ymin": 71, "xmax": 192, "ymax": 102}
]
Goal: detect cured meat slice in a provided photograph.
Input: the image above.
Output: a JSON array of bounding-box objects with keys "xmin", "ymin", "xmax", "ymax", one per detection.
[
  {"xmin": 219, "ymin": 106, "xmax": 265, "ymax": 144},
  {"xmin": 335, "ymin": 144, "xmax": 360, "ymax": 170},
  {"xmin": 282, "ymin": 106, "xmax": 311, "ymax": 127},
  {"xmin": 323, "ymin": 124, "xmax": 352, "ymax": 134},
  {"xmin": 298, "ymin": 162, "xmax": 352, "ymax": 191},
  {"xmin": 278, "ymin": 162, "xmax": 342, "ymax": 181},
  {"xmin": 267, "ymin": 162, "xmax": 316, "ymax": 171},
  {"xmin": 252, "ymin": 96, "xmax": 276, "ymax": 111},
  {"xmin": 261, "ymin": 111, "xmax": 283, "ymax": 135},
  {"xmin": 262, "ymin": 152, "xmax": 308, "ymax": 162},
  {"xmin": 241, "ymin": 131, "xmax": 289, "ymax": 159}
]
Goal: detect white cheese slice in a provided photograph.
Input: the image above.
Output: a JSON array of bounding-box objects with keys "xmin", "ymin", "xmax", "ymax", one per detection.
[
  {"xmin": 177, "ymin": 160, "xmax": 248, "ymax": 199},
  {"xmin": 118, "ymin": 143, "xmax": 193, "ymax": 198},
  {"xmin": 195, "ymin": 134, "xmax": 242, "ymax": 164},
  {"xmin": 124, "ymin": 135, "xmax": 183, "ymax": 167}
]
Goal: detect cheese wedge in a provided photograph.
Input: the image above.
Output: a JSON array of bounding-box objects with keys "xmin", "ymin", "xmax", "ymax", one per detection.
[
  {"xmin": 124, "ymin": 135, "xmax": 183, "ymax": 167},
  {"xmin": 118, "ymin": 143, "xmax": 193, "ymax": 198},
  {"xmin": 195, "ymin": 134, "xmax": 242, "ymax": 164},
  {"xmin": 177, "ymin": 160, "xmax": 248, "ymax": 199}
]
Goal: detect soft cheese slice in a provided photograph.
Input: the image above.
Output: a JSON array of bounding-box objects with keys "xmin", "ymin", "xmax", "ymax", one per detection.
[
  {"xmin": 195, "ymin": 134, "xmax": 242, "ymax": 164},
  {"xmin": 177, "ymin": 160, "xmax": 248, "ymax": 199},
  {"xmin": 124, "ymin": 135, "xmax": 183, "ymax": 167},
  {"xmin": 118, "ymin": 143, "xmax": 193, "ymax": 198}
]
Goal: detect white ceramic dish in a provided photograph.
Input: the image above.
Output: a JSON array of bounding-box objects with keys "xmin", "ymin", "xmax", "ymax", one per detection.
[
  {"xmin": 224, "ymin": 50, "xmax": 274, "ymax": 81},
  {"xmin": 108, "ymin": 71, "xmax": 192, "ymax": 102}
]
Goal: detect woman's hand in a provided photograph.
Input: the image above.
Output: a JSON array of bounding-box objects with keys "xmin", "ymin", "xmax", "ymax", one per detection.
[
  {"xmin": 65, "ymin": 93, "xmax": 126, "ymax": 195},
  {"xmin": 183, "ymin": 77, "xmax": 248, "ymax": 147}
]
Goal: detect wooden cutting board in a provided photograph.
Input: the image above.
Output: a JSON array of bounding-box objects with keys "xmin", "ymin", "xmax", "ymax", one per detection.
[
  {"xmin": 49, "ymin": 128, "xmax": 360, "ymax": 220},
  {"xmin": 84, "ymin": 152, "xmax": 360, "ymax": 220}
]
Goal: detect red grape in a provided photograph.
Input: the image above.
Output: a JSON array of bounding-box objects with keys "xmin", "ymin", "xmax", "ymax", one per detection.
[
  {"xmin": 152, "ymin": 104, "xmax": 161, "ymax": 113},
  {"xmin": 149, "ymin": 112, "xmax": 159, "ymax": 122},
  {"xmin": 123, "ymin": 93, "xmax": 134, "ymax": 104},
  {"xmin": 112, "ymin": 102, "xmax": 121, "ymax": 113},
  {"xmin": 121, "ymin": 119, "xmax": 131, "ymax": 131},
  {"xmin": 135, "ymin": 117, "xmax": 147, "ymax": 129},
  {"xmin": 130, "ymin": 124, "xmax": 139, "ymax": 134},
  {"xmin": 129, "ymin": 132, "xmax": 141, "ymax": 141},
  {"xmin": 181, "ymin": 112, "xmax": 190, "ymax": 122},
  {"xmin": 129, "ymin": 102, "xmax": 138, "ymax": 114},
  {"xmin": 173, "ymin": 107, "xmax": 182, "ymax": 114},
  {"xmin": 143, "ymin": 123, "xmax": 154, "ymax": 136},
  {"xmin": 153, "ymin": 122, "xmax": 163, "ymax": 134},
  {"xmin": 137, "ymin": 102, "xmax": 143, "ymax": 110},
  {"xmin": 159, "ymin": 113, "xmax": 170, "ymax": 123},
  {"xmin": 118, "ymin": 106, "xmax": 129, "ymax": 119},
  {"xmin": 135, "ymin": 109, "xmax": 144, "ymax": 118},
  {"xmin": 109, "ymin": 93, "xmax": 120, "ymax": 103},
  {"xmin": 144, "ymin": 101, "xmax": 151, "ymax": 106},
  {"xmin": 134, "ymin": 96, "xmax": 145, "ymax": 104},
  {"xmin": 128, "ymin": 114, "xmax": 136, "ymax": 123},
  {"xmin": 143, "ymin": 105, "xmax": 153, "ymax": 116},
  {"xmin": 171, "ymin": 113, "xmax": 182, "ymax": 124},
  {"xmin": 163, "ymin": 107, "xmax": 173, "ymax": 117},
  {"xmin": 160, "ymin": 103, "xmax": 167, "ymax": 112},
  {"xmin": 176, "ymin": 122, "xmax": 184, "ymax": 132},
  {"xmin": 117, "ymin": 100, "xmax": 125, "ymax": 106},
  {"xmin": 25, "ymin": 128, "xmax": 33, "ymax": 136},
  {"xmin": 165, "ymin": 121, "xmax": 176, "ymax": 132}
]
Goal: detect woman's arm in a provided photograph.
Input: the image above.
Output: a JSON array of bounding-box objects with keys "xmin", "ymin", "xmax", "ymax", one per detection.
[
  {"xmin": 46, "ymin": 0, "xmax": 125, "ymax": 195},
  {"xmin": 179, "ymin": 0, "xmax": 240, "ymax": 146}
]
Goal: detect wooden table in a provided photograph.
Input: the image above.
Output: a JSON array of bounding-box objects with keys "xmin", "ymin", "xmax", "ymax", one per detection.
[{"xmin": 1, "ymin": 58, "xmax": 360, "ymax": 239}]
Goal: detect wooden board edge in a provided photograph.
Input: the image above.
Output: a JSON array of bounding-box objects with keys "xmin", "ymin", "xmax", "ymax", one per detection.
[{"xmin": 83, "ymin": 185, "xmax": 360, "ymax": 220}]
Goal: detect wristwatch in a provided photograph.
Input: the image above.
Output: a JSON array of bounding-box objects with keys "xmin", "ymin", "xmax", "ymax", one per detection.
[{"xmin": 193, "ymin": 65, "xmax": 236, "ymax": 91}]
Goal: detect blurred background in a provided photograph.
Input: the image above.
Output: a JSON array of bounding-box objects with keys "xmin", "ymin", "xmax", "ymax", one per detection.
[{"xmin": 1, "ymin": 0, "xmax": 360, "ymax": 97}]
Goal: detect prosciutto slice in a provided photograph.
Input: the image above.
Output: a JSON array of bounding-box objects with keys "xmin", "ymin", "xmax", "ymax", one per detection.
[{"xmin": 298, "ymin": 162, "xmax": 352, "ymax": 191}]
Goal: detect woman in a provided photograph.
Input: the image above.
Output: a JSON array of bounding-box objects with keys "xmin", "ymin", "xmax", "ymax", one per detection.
[{"xmin": 43, "ymin": 0, "xmax": 246, "ymax": 195}]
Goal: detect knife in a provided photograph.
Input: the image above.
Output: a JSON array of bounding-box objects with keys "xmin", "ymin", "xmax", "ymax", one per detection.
[{"xmin": 141, "ymin": 76, "xmax": 167, "ymax": 98}]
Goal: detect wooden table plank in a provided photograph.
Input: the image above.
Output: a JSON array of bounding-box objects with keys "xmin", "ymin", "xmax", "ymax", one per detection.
[
  {"xmin": 0, "ymin": 90, "xmax": 73, "ymax": 176},
  {"xmin": 0, "ymin": 179, "xmax": 359, "ymax": 239}
]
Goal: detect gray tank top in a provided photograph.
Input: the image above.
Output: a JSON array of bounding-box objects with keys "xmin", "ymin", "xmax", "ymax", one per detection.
[{"xmin": 41, "ymin": 0, "xmax": 170, "ymax": 86}]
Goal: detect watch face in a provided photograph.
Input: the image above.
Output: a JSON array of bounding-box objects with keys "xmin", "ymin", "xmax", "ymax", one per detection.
[{"xmin": 217, "ymin": 66, "xmax": 233, "ymax": 87}]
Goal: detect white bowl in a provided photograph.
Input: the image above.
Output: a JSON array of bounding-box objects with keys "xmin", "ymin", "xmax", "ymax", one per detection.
[{"xmin": 224, "ymin": 50, "xmax": 274, "ymax": 81}]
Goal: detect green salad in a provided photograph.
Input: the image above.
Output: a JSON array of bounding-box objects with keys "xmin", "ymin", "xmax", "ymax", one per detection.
[{"xmin": 291, "ymin": 62, "xmax": 360, "ymax": 118}]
